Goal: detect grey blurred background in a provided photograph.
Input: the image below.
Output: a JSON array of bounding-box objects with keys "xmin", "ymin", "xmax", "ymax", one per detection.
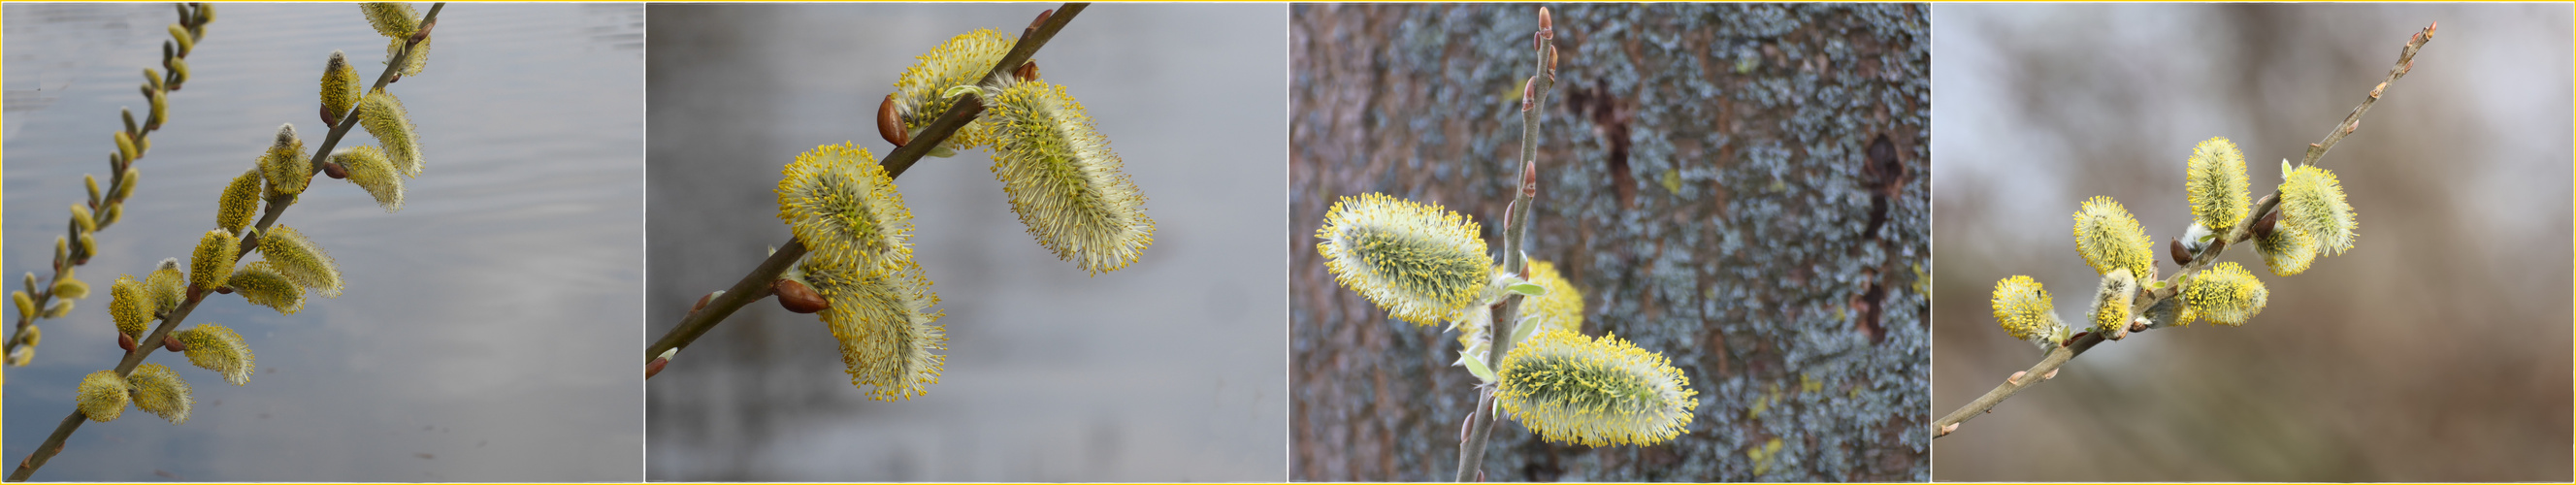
[
  {"xmin": 643, "ymin": 4, "xmax": 1288, "ymax": 481},
  {"xmin": 3, "ymin": 3, "xmax": 643, "ymax": 481},
  {"xmin": 1931, "ymin": 4, "xmax": 2571, "ymax": 481},
  {"xmin": 1291, "ymin": 4, "xmax": 1928, "ymax": 481}
]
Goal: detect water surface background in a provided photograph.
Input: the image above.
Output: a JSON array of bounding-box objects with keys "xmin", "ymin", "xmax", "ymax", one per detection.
[{"xmin": 3, "ymin": 3, "xmax": 643, "ymax": 481}]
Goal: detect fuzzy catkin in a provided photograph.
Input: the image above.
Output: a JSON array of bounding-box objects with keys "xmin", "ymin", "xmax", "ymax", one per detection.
[
  {"xmin": 1315, "ymin": 193, "xmax": 1493, "ymax": 325},
  {"xmin": 982, "ymin": 81, "xmax": 1155, "ymax": 275}
]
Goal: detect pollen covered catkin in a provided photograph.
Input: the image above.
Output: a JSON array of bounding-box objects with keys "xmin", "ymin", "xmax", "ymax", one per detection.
[
  {"xmin": 216, "ymin": 168, "xmax": 263, "ymax": 233},
  {"xmin": 982, "ymin": 81, "xmax": 1155, "ymax": 275},
  {"xmin": 175, "ymin": 324, "xmax": 255, "ymax": 386},
  {"xmin": 257, "ymin": 225, "xmax": 343, "ymax": 298},
  {"xmin": 776, "ymin": 143, "xmax": 914, "ymax": 269},
  {"xmin": 2185, "ymin": 137, "xmax": 2250, "ymax": 233},
  {"xmin": 890, "ymin": 29, "xmax": 1015, "ymax": 153},
  {"xmin": 1497, "ymin": 330, "xmax": 1698, "ymax": 446},
  {"xmin": 76, "ymin": 371, "xmax": 130, "ymax": 422},
  {"xmin": 1316, "ymin": 193, "xmax": 1493, "ymax": 325},
  {"xmin": 2072, "ymin": 196, "xmax": 2155, "ymax": 279},
  {"xmin": 130, "ymin": 363, "xmax": 194, "ymax": 424},
  {"xmin": 334, "ymin": 146, "xmax": 406, "ymax": 211},
  {"xmin": 359, "ymin": 88, "xmax": 424, "ymax": 177},
  {"xmin": 799, "ymin": 255, "xmax": 944, "ymax": 401}
]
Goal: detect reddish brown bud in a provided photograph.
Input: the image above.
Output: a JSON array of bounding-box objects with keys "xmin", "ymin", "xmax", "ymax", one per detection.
[
  {"xmin": 1521, "ymin": 160, "xmax": 1539, "ymax": 198},
  {"xmin": 323, "ymin": 161, "xmax": 349, "ymax": 179},
  {"xmin": 215, "ymin": 286, "xmax": 233, "ymax": 295},
  {"xmin": 2168, "ymin": 239, "xmax": 2191, "ymax": 266},
  {"xmin": 2252, "ymin": 210, "xmax": 2280, "ymax": 240},
  {"xmin": 118, "ymin": 332, "xmax": 137, "ymax": 352},
  {"xmin": 1029, "ymin": 9, "xmax": 1055, "ymax": 32},
  {"xmin": 1520, "ymin": 77, "xmax": 1537, "ymax": 113},
  {"xmin": 691, "ymin": 291, "xmax": 715, "ymax": 314},
  {"xmin": 1015, "ymin": 61, "xmax": 1040, "ymax": 82},
  {"xmin": 162, "ymin": 335, "xmax": 185, "ymax": 352},
  {"xmin": 321, "ymin": 104, "xmax": 342, "ymax": 127},
  {"xmin": 877, "ymin": 94, "xmax": 908, "ymax": 147},
  {"xmin": 773, "ymin": 278, "xmax": 829, "ymax": 314},
  {"xmin": 645, "ymin": 357, "xmax": 668, "ymax": 378}
]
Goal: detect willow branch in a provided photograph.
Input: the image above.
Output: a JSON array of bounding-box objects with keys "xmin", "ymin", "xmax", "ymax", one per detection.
[
  {"xmin": 643, "ymin": 3, "xmax": 1088, "ymax": 374},
  {"xmin": 1933, "ymin": 22, "xmax": 2432, "ymax": 440},
  {"xmin": 9, "ymin": 5, "xmax": 443, "ymax": 479},
  {"xmin": 1457, "ymin": 9, "xmax": 1554, "ymax": 481},
  {"xmin": 5, "ymin": 3, "xmax": 219, "ymax": 360}
]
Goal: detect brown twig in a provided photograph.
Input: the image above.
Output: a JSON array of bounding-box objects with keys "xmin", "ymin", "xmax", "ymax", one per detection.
[
  {"xmin": 1932, "ymin": 21, "xmax": 2432, "ymax": 440},
  {"xmin": 1456, "ymin": 7, "xmax": 1554, "ymax": 481},
  {"xmin": 642, "ymin": 3, "xmax": 1089, "ymax": 373},
  {"xmin": 9, "ymin": 5, "xmax": 443, "ymax": 479}
]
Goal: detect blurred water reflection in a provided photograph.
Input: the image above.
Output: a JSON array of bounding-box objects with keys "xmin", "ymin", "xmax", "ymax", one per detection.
[
  {"xmin": 3, "ymin": 3, "xmax": 642, "ymax": 481},
  {"xmin": 643, "ymin": 4, "xmax": 1287, "ymax": 481},
  {"xmin": 1931, "ymin": 4, "xmax": 2571, "ymax": 481}
]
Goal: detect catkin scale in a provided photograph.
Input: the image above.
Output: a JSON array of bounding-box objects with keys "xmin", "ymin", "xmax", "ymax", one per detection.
[
  {"xmin": 983, "ymin": 81, "xmax": 1156, "ymax": 275},
  {"xmin": 216, "ymin": 168, "xmax": 263, "ymax": 233},
  {"xmin": 1496, "ymin": 330, "xmax": 1698, "ymax": 446},
  {"xmin": 1316, "ymin": 193, "xmax": 1493, "ymax": 325},
  {"xmin": 174, "ymin": 324, "xmax": 255, "ymax": 385}
]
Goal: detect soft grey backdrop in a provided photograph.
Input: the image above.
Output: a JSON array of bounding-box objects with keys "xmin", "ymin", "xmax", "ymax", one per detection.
[
  {"xmin": 1931, "ymin": 4, "xmax": 2572, "ymax": 481},
  {"xmin": 644, "ymin": 4, "xmax": 1288, "ymax": 481},
  {"xmin": 4, "ymin": 3, "xmax": 643, "ymax": 481}
]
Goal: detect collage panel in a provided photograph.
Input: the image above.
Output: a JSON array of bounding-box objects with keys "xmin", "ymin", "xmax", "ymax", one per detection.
[
  {"xmin": 640, "ymin": 3, "xmax": 1288, "ymax": 481},
  {"xmin": 2, "ymin": 2, "xmax": 643, "ymax": 481},
  {"xmin": 1930, "ymin": 3, "xmax": 2573, "ymax": 481},
  {"xmin": 1289, "ymin": 4, "xmax": 1928, "ymax": 481}
]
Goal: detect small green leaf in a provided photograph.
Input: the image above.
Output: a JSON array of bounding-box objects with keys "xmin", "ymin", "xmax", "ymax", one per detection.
[
  {"xmin": 1506, "ymin": 283, "xmax": 1548, "ymax": 296},
  {"xmin": 1509, "ymin": 315, "xmax": 1542, "ymax": 345},
  {"xmin": 1462, "ymin": 352, "xmax": 1498, "ymax": 382}
]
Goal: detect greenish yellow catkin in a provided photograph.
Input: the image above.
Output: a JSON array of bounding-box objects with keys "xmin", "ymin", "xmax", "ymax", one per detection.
[
  {"xmin": 320, "ymin": 50, "xmax": 362, "ymax": 122},
  {"xmin": 799, "ymin": 255, "xmax": 945, "ymax": 401},
  {"xmin": 891, "ymin": 29, "xmax": 1016, "ymax": 153},
  {"xmin": 190, "ymin": 229, "xmax": 240, "ymax": 293},
  {"xmin": 217, "ymin": 168, "xmax": 263, "ymax": 233},
  {"xmin": 71, "ymin": 204, "xmax": 97, "ymax": 234},
  {"xmin": 77, "ymin": 233, "xmax": 97, "ymax": 260},
  {"xmin": 175, "ymin": 324, "xmax": 254, "ymax": 385},
  {"xmin": 2186, "ymin": 262, "xmax": 2268, "ymax": 326},
  {"xmin": 2071, "ymin": 196, "xmax": 2155, "ymax": 279},
  {"xmin": 1496, "ymin": 330, "xmax": 1698, "ymax": 447},
  {"xmin": 776, "ymin": 143, "xmax": 914, "ymax": 269},
  {"xmin": 101, "ymin": 204, "xmax": 123, "ymax": 227},
  {"xmin": 129, "ymin": 363, "xmax": 193, "ymax": 424},
  {"xmin": 8, "ymin": 346, "xmax": 31, "ymax": 367},
  {"xmin": 52, "ymin": 276, "xmax": 89, "ymax": 301},
  {"xmin": 42, "ymin": 300, "xmax": 74, "ymax": 318},
  {"xmin": 358, "ymin": 88, "xmax": 424, "ymax": 177},
  {"xmin": 53, "ymin": 237, "xmax": 68, "ymax": 265},
  {"xmin": 12, "ymin": 291, "xmax": 34, "ymax": 321},
  {"xmin": 2088, "ymin": 268, "xmax": 2137, "ymax": 337},
  {"xmin": 147, "ymin": 259, "xmax": 187, "ymax": 314},
  {"xmin": 260, "ymin": 124, "xmax": 311, "ymax": 199},
  {"xmin": 1990, "ymin": 275, "xmax": 2062, "ymax": 343},
  {"xmin": 361, "ymin": 3, "xmax": 419, "ymax": 38},
  {"xmin": 2256, "ymin": 222, "xmax": 2318, "ymax": 276},
  {"xmin": 983, "ymin": 81, "xmax": 1157, "ymax": 275},
  {"xmin": 148, "ymin": 89, "xmax": 168, "ymax": 128},
  {"xmin": 168, "ymin": 23, "xmax": 193, "ymax": 56},
  {"xmin": 258, "ymin": 225, "xmax": 342, "ymax": 298},
  {"xmin": 1459, "ymin": 260, "xmax": 1584, "ymax": 364},
  {"xmin": 85, "ymin": 174, "xmax": 103, "ymax": 207},
  {"xmin": 388, "ymin": 36, "xmax": 431, "ymax": 79},
  {"xmin": 1317, "ymin": 193, "xmax": 1493, "ymax": 325},
  {"xmin": 114, "ymin": 132, "xmax": 139, "ymax": 165},
  {"xmin": 2279, "ymin": 162, "xmax": 2358, "ymax": 256},
  {"xmin": 228, "ymin": 262, "xmax": 305, "ymax": 315},
  {"xmin": 20, "ymin": 325, "xmax": 40, "ymax": 347},
  {"xmin": 76, "ymin": 371, "xmax": 130, "ymax": 422},
  {"xmin": 110, "ymin": 275, "xmax": 151, "ymax": 340},
  {"xmin": 333, "ymin": 146, "xmax": 406, "ymax": 211},
  {"xmin": 168, "ymin": 56, "xmax": 189, "ymax": 85},
  {"xmin": 23, "ymin": 273, "xmax": 39, "ymax": 295}
]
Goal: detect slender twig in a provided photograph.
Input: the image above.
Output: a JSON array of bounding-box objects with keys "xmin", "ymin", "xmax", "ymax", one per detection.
[
  {"xmin": 643, "ymin": 3, "xmax": 1089, "ymax": 373},
  {"xmin": 1456, "ymin": 8, "xmax": 1554, "ymax": 481},
  {"xmin": 9, "ymin": 6, "xmax": 442, "ymax": 479},
  {"xmin": 4, "ymin": 3, "xmax": 216, "ymax": 361},
  {"xmin": 1933, "ymin": 21, "xmax": 2432, "ymax": 440}
]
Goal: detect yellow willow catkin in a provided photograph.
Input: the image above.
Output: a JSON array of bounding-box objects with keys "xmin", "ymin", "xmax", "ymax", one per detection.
[
  {"xmin": 359, "ymin": 87, "xmax": 424, "ymax": 178},
  {"xmin": 114, "ymin": 131, "xmax": 138, "ymax": 165},
  {"xmin": 258, "ymin": 225, "xmax": 342, "ymax": 298},
  {"xmin": 2185, "ymin": 137, "xmax": 2251, "ymax": 234},
  {"xmin": 2071, "ymin": 196, "xmax": 2155, "ymax": 279},
  {"xmin": 1990, "ymin": 275, "xmax": 2061, "ymax": 343},
  {"xmin": 334, "ymin": 146, "xmax": 406, "ymax": 211},
  {"xmin": 216, "ymin": 168, "xmax": 263, "ymax": 234},
  {"xmin": 2256, "ymin": 222, "xmax": 2318, "ymax": 276},
  {"xmin": 51, "ymin": 275, "xmax": 89, "ymax": 301},
  {"xmin": 2279, "ymin": 163, "xmax": 2358, "ymax": 256},
  {"xmin": 320, "ymin": 50, "xmax": 362, "ymax": 122},
  {"xmin": 2186, "ymin": 262, "xmax": 2268, "ymax": 326},
  {"xmin": 21, "ymin": 325, "xmax": 40, "ymax": 347},
  {"xmin": 9, "ymin": 346, "xmax": 32, "ymax": 367},
  {"xmin": 799, "ymin": 255, "xmax": 945, "ymax": 401},
  {"xmin": 1316, "ymin": 193, "xmax": 1493, "ymax": 325},
  {"xmin": 260, "ymin": 123, "xmax": 311, "ymax": 199},
  {"xmin": 147, "ymin": 259, "xmax": 187, "ymax": 314},
  {"xmin": 168, "ymin": 22, "xmax": 193, "ymax": 56},
  {"xmin": 984, "ymin": 81, "xmax": 1157, "ymax": 275},
  {"xmin": 76, "ymin": 371, "xmax": 130, "ymax": 422},
  {"xmin": 129, "ymin": 363, "xmax": 193, "ymax": 424},
  {"xmin": 360, "ymin": 3, "xmax": 418, "ymax": 39},
  {"xmin": 228, "ymin": 262, "xmax": 305, "ymax": 315},
  {"xmin": 71, "ymin": 205, "xmax": 97, "ymax": 233},
  {"xmin": 2088, "ymin": 268, "xmax": 2137, "ymax": 337},
  {"xmin": 190, "ymin": 229, "xmax": 240, "ymax": 293},
  {"xmin": 110, "ymin": 275, "xmax": 151, "ymax": 340},
  {"xmin": 1497, "ymin": 330, "xmax": 1698, "ymax": 447},
  {"xmin": 386, "ymin": 36, "xmax": 431, "ymax": 79},
  {"xmin": 776, "ymin": 143, "xmax": 914, "ymax": 269},
  {"xmin": 175, "ymin": 324, "xmax": 254, "ymax": 385},
  {"xmin": 42, "ymin": 300, "xmax": 74, "ymax": 319},
  {"xmin": 11, "ymin": 291, "xmax": 33, "ymax": 321},
  {"xmin": 891, "ymin": 29, "xmax": 1015, "ymax": 153},
  {"xmin": 1459, "ymin": 260, "xmax": 1583, "ymax": 364}
]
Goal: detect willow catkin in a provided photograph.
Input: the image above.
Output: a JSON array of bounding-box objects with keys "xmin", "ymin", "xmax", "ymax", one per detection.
[
  {"xmin": 1990, "ymin": 275, "xmax": 2061, "ymax": 343},
  {"xmin": 776, "ymin": 143, "xmax": 913, "ymax": 269},
  {"xmin": 2088, "ymin": 268, "xmax": 2138, "ymax": 337},
  {"xmin": 799, "ymin": 255, "xmax": 944, "ymax": 401},
  {"xmin": 889, "ymin": 29, "xmax": 1016, "ymax": 153},
  {"xmin": 174, "ymin": 324, "xmax": 254, "ymax": 385},
  {"xmin": 2184, "ymin": 137, "xmax": 2251, "ymax": 234},
  {"xmin": 110, "ymin": 275, "xmax": 152, "ymax": 340},
  {"xmin": 2279, "ymin": 162, "xmax": 2358, "ymax": 256},
  {"xmin": 358, "ymin": 88, "xmax": 424, "ymax": 177},
  {"xmin": 147, "ymin": 259, "xmax": 187, "ymax": 314},
  {"xmin": 257, "ymin": 225, "xmax": 342, "ymax": 298},
  {"xmin": 189, "ymin": 229, "xmax": 240, "ymax": 293},
  {"xmin": 260, "ymin": 124, "xmax": 310, "ymax": 199},
  {"xmin": 1316, "ymin": 193, "xmax": 1492, "ymax": 325},
  {"xmin": 1497, "ymin": 330, "xmax": 1698, "ymax": 446},
  {"xmin": 2186, "ymin": 262, "xmax": 2269, "ymax": 326},
  {"xmin": 2071, "ymin": 196, "xmax": 2155, "ymax": 279},
  {"xmin": 228, "ymin": 261, "xmax": 306, "ymax": 315},
  {"xmin": 76, "ymin": 371, "xmax": 130, "ymax": 422},
  {"xmin": 334, "ymin": 146, "xmax": 406, "ymax": 211},
  {"xmin": 319, "ymin": 50, "xmax": 363, "ymax": 123},
  {"xmin": 1458, "ymin": 260, "xmax": 1582, "ymax": 364},
  {"xmin": 981, "ymin": 81, "xmax": 1156, "ymax": 275},
  {"xmin": 129, "ymin": 363, "xmax": 193, "ymax": 424},
  {"xmin": 216, "ymin": 168, "xmax": 263, "ymax": 234}
]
